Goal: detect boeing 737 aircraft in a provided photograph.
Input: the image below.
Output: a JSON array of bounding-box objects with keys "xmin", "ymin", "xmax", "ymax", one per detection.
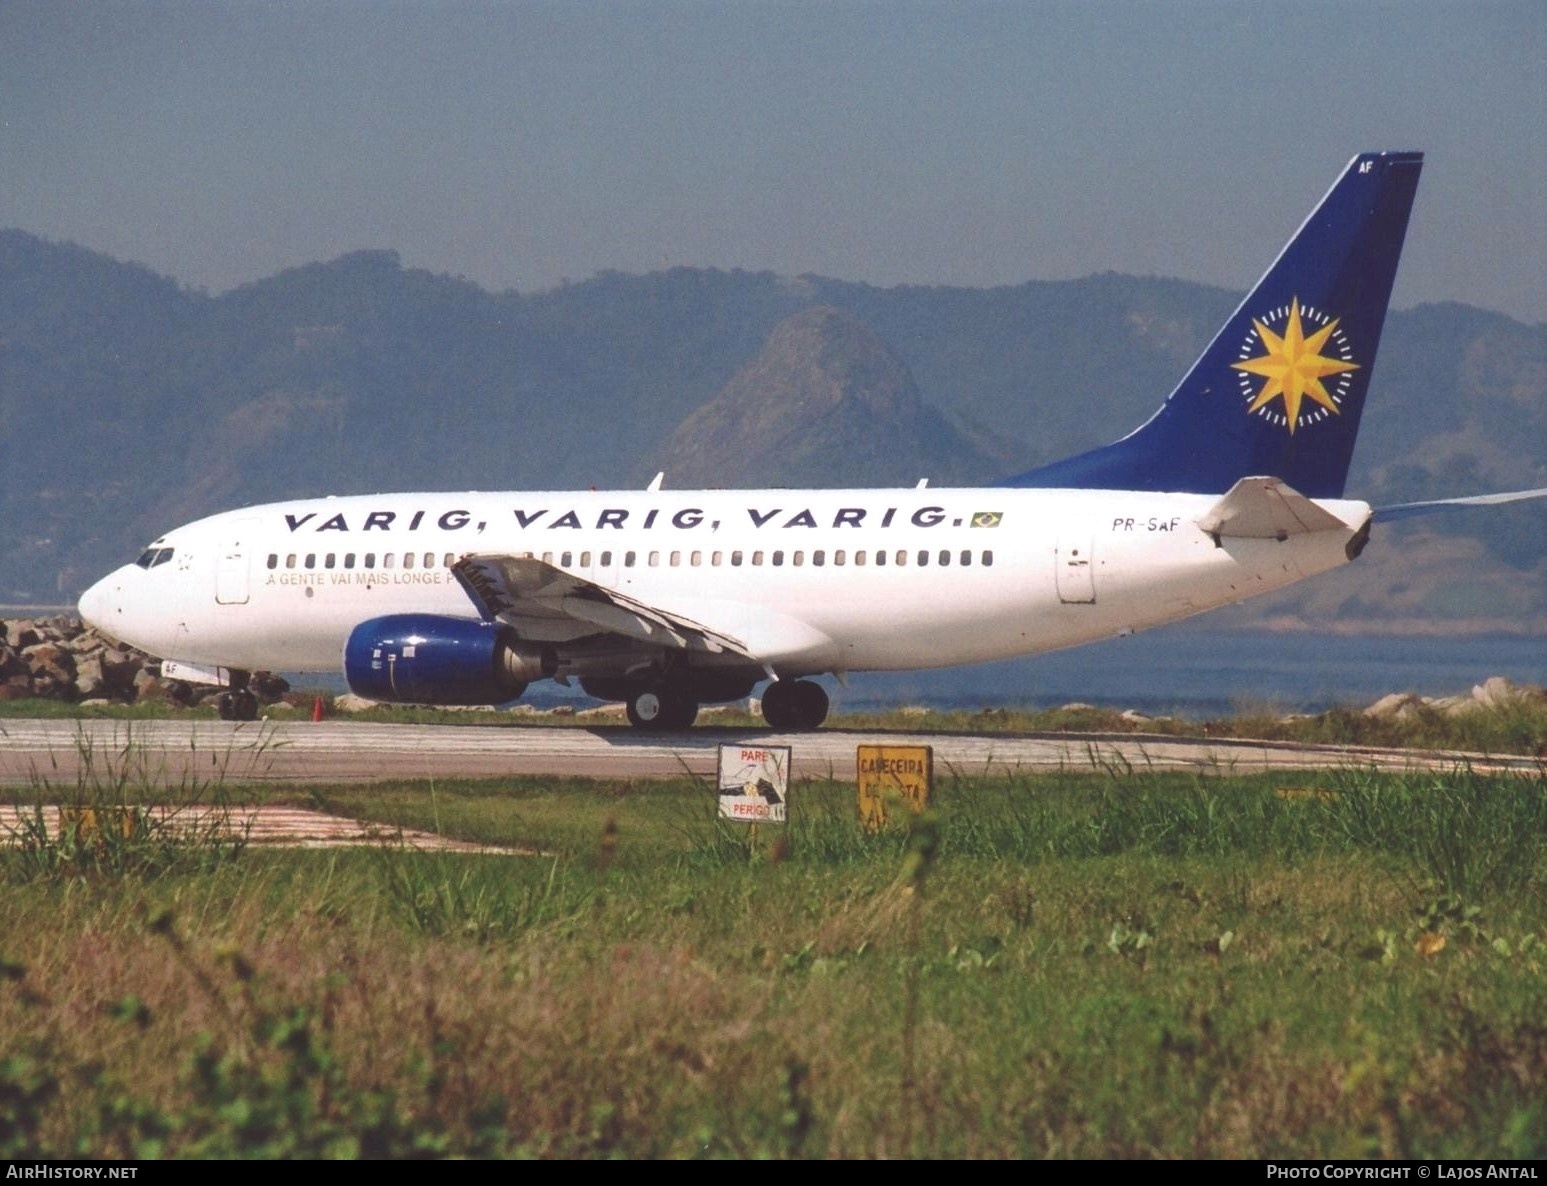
[{"xmin": 76, "ymin": 151, "xmax": 1545, "ymax": 728}]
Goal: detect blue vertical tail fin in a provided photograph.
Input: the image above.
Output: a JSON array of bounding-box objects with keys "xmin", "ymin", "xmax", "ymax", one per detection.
[{"xmin": 1005, "ymin": 151, "xmax": 1423, "ymax": 497}]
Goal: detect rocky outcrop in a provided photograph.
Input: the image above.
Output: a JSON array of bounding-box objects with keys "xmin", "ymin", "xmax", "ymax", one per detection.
[
  {"xmin": 1362, "ymin": 676, "xmax": 1546, "ymax": 720},
  {"xmin": 0, "ymin": 617, "xmax": 288, "ymax": 709}
]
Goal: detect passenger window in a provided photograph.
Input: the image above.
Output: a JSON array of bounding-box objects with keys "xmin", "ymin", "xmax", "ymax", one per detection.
[
  {"xmin": 344, "ymin": 553, "xmax": 356, "ymax": 568},
  {"xmin": 580, "ymin": 551, "xmax": 591, "ymax": 567},
  {"xmin": 649, "ymin": 551, "xmax": 660, "ymax": 566},
  {"xmin": 286, "ymin": 554, "xmax": 297, "ymax": 570},
  {"xmin": 305, "ymin": 554, "xmax": 316, "ymax": 570},
  {"xmin": 670, "ymin": 551, "xmax": 681, "ymax": 567},
  {"xmin": 752, "ymin": 551, "xmax": 764, "ymax": 565},
  {"xmin": 625, "ymin": 551, "xmax": 636, "ymax": 567},
  {"xmin": 918, "ymin": 550, "xmax": 929, "ymax": 567},
  {"xmin": 731, "ymin": 550, "xmax": 743, "ymax": 566},
  {"xmin": 793, "ymin": 551, "xmax": 804, "ymax": 566},
  {"xmin": 939, "ymin": 550, "xmax": 950, "ymax": 567},
  {"xmin": 960, "ymin": 550, "xmax": 971, "ymax": 566},
  {"xmin": 325, "ymin": 553, "xmax": 336, "ymax": 569},
  {"xmin": 691, "ymin": 551, "xmax": 702, "ymax": 567},
  {"xmin": 813, "ymin": 550, "xmax": 825, "ymax": 567},
  {"xmin": 560, "ymin": 551, "xmax": 572, "ymax": 567},
  {"xmin": 541, "ymin": 551, "xmax": 554, "ymax": 564},
  {"xmin": 403, "ymin": 552, "xmax": 415, "ymax": 570},
  {"xmin": 712, "ymin": 551, "xmax": 722, "ymax": 566},
  {"xmin": 895, "ymin": 550, "xmax": 907, "ymax": 566},
  {"xmin": 423, "ymin": 552, "xmax": 435, "ymax": 569},
  {"xmin": 444, "ymin": 553, "xmax": 455, "ymax": 568},
  {"xmin": 266, "ymin": 554, "xmax": 278, "ymax": 570},
  {"xmin": 834, "ymin": 550, "xmax": 845, "ymax": 566},
  {"xmin": 383, "ymin": 553, "xmax": 396, "ymax": 569},
  {"xmin": 600, "ymin": 551, "xmax": 612, "ymax": 566},
  {"xmin": 364, "ymin": 553, "xmax": 375, "ymax": 569},
  {"xmin": 983, "ymin": 550, "xmax": 994, "ymax": 566},
  {"xmin": 772, "ymin": 551, "xmax": 784, "ymax": 566},
  {"xmin": 875, "ymin": 550, "xmax": 885, "ymax": 567}
]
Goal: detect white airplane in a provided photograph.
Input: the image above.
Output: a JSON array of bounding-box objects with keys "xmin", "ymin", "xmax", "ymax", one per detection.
[{"xmin": 76, "ymin": 151, "xmax": 1545, "ymax": 728}]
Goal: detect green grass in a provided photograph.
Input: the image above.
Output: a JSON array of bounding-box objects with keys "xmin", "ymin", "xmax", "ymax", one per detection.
[{"xmin": 3, "ymin": 746, "xmax": 1545, "ymax": 1158}]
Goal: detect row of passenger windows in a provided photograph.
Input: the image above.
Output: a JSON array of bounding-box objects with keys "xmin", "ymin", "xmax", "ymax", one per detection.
[
  {"xmin": 266, "ymin": 551, "xmax": 457, "ymax": 571},
  {"xmin": 618, "ymin": 548, "xmax": 996, "ymax": 569},
  {"xmin": 265, "ymin": 548, "xmax": 996, "ymax": 571}
]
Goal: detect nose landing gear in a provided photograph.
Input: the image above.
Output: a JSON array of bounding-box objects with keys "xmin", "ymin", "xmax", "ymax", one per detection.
[
  {"xmin": 216, "ymin": 688, "xmax": 259, "ymax": 721},
  {"xmin": 216, "ymin": 670, "xmax": 260, "ymax": 721}
]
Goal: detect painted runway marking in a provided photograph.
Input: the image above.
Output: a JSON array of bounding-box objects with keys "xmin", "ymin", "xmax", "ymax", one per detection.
[{"xmin": 0, "ymin": 803, "xmax": 516, "ymax": 853}]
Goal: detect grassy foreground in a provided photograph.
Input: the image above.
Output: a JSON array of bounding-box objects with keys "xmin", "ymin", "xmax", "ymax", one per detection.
[{"xmin": 3, "ymin": 761, "xmax": 1545, "ymax": 1158}]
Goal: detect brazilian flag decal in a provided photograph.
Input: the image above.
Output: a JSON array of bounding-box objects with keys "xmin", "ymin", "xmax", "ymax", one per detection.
[{"xmin": 970, "ymin": 511, "xmax": 1002, "ymax": 528}]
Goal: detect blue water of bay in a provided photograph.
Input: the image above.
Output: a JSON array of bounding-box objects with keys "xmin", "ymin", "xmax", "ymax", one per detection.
[{"xmin": 830, "ymin": 626, "xmax": 1546, "ymax": 718}]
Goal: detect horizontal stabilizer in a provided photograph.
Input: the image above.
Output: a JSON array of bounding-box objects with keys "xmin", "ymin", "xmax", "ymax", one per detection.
[
  {"xmin": 1196, "ymin": 477, "xmax": 1351, "ymax": 541},
  {"xmin": 1375, "ymin": 487, "xmax": 1547, "ymax": 522}
]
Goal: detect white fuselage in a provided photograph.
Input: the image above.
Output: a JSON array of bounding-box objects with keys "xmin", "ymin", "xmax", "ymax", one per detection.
[{"xmin": 79, "ymin": 485, "xmax": 1368, "ymax": 680}]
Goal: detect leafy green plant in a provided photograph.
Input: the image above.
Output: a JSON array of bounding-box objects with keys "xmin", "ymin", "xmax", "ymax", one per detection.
[{"xmin": 381, "ymin": 852, "xmax": 575, "ymax": 942}]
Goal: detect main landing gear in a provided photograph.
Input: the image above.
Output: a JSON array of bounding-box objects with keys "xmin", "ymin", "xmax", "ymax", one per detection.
[
  {"xmin": 614, "ymin": 677, "xmax": 827, "ymax": 732},
  {"xmin": 625, "ymin": 687, "xmax": 699, "ymax": 730},
  {"xmin": 760, "ymin": 679, "xmax": 828, "ymax": 731}
]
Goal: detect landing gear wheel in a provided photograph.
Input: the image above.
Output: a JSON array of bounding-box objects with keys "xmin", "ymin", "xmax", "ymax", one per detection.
[
  {"xmin": 217, "ymin": 689, "xmax": 259, "ymax": 721},
  {"xmin": 626, "ymin": 688, "xmax": 698, "ymax": 730},
  {"xmin": 667, "ymin": 693, "xmax": 699, "ymax": 730},
  {"xmin": 791, "ymin": 679, "xmax": 829, "ymax": 729},
  {"xmin": 761, "ymin": 679, "xmax": 828, "ymax": 730},
  {"xmin": 760, "ymin": 681, "xmax": 795, "ymax": 730}
]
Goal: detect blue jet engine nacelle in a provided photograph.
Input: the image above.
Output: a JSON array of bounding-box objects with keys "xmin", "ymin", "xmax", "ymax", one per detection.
[{"xmin": 343, "ymin": 614, "xmax": 554, "ymax": 705}]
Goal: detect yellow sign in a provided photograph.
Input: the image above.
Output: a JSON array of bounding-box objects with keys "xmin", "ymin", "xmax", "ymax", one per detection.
[{"xmin": 856, "ymin": 745, "xmax": 933, "ymax": 831}]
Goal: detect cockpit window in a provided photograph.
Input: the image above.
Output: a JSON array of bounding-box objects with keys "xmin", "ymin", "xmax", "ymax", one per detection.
[{"xmin": 135, "ymin": 547, "xmax": 175, "ymax": 569}]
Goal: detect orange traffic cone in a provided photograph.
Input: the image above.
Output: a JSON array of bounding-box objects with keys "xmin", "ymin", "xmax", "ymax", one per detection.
[{"xmin": 312, "ymin": 695, "xmax": 325, "ymax": 723}]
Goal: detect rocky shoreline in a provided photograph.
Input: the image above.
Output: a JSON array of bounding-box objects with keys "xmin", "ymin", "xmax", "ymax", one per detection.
[{"xmin": 0, "ymin": 616, "xmax": 288, "ymax": 710}]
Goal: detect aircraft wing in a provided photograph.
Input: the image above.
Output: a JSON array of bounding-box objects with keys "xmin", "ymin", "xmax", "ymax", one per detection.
[
  {"xmin": 1196, "ymin": 477, "xmax": 1355, "ymax": 540},
  {"xmin": 451, "ymin": 554, "xmax": 754, "ymax": 657}
]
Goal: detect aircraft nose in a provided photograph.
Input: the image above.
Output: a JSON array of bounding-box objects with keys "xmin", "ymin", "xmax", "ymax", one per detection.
[{"xmin": 77, "ymin": 573, "xmax": 119, "ymax": 633}]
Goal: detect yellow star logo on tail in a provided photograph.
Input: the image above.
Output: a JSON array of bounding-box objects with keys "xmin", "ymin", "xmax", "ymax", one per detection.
[{"xmin": 1232, "ymin": 298, "xmax": 1359, "ymax": 434}]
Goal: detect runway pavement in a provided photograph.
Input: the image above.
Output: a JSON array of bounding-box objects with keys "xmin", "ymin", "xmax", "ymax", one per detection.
[{"xmin": 0, "ymin": 717, "xmax": 1537, "ymax": 787}]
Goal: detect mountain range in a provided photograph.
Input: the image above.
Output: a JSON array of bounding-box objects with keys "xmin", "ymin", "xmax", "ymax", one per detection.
[{"xmin": 1, "ymin": 229, "xmax": 1542, "ymax": 632}]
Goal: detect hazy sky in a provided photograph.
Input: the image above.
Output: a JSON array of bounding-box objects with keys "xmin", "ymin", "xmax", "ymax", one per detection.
[{"xmin": 3, "ymin": 1, "xmax": 1543, "ymax": 322}]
